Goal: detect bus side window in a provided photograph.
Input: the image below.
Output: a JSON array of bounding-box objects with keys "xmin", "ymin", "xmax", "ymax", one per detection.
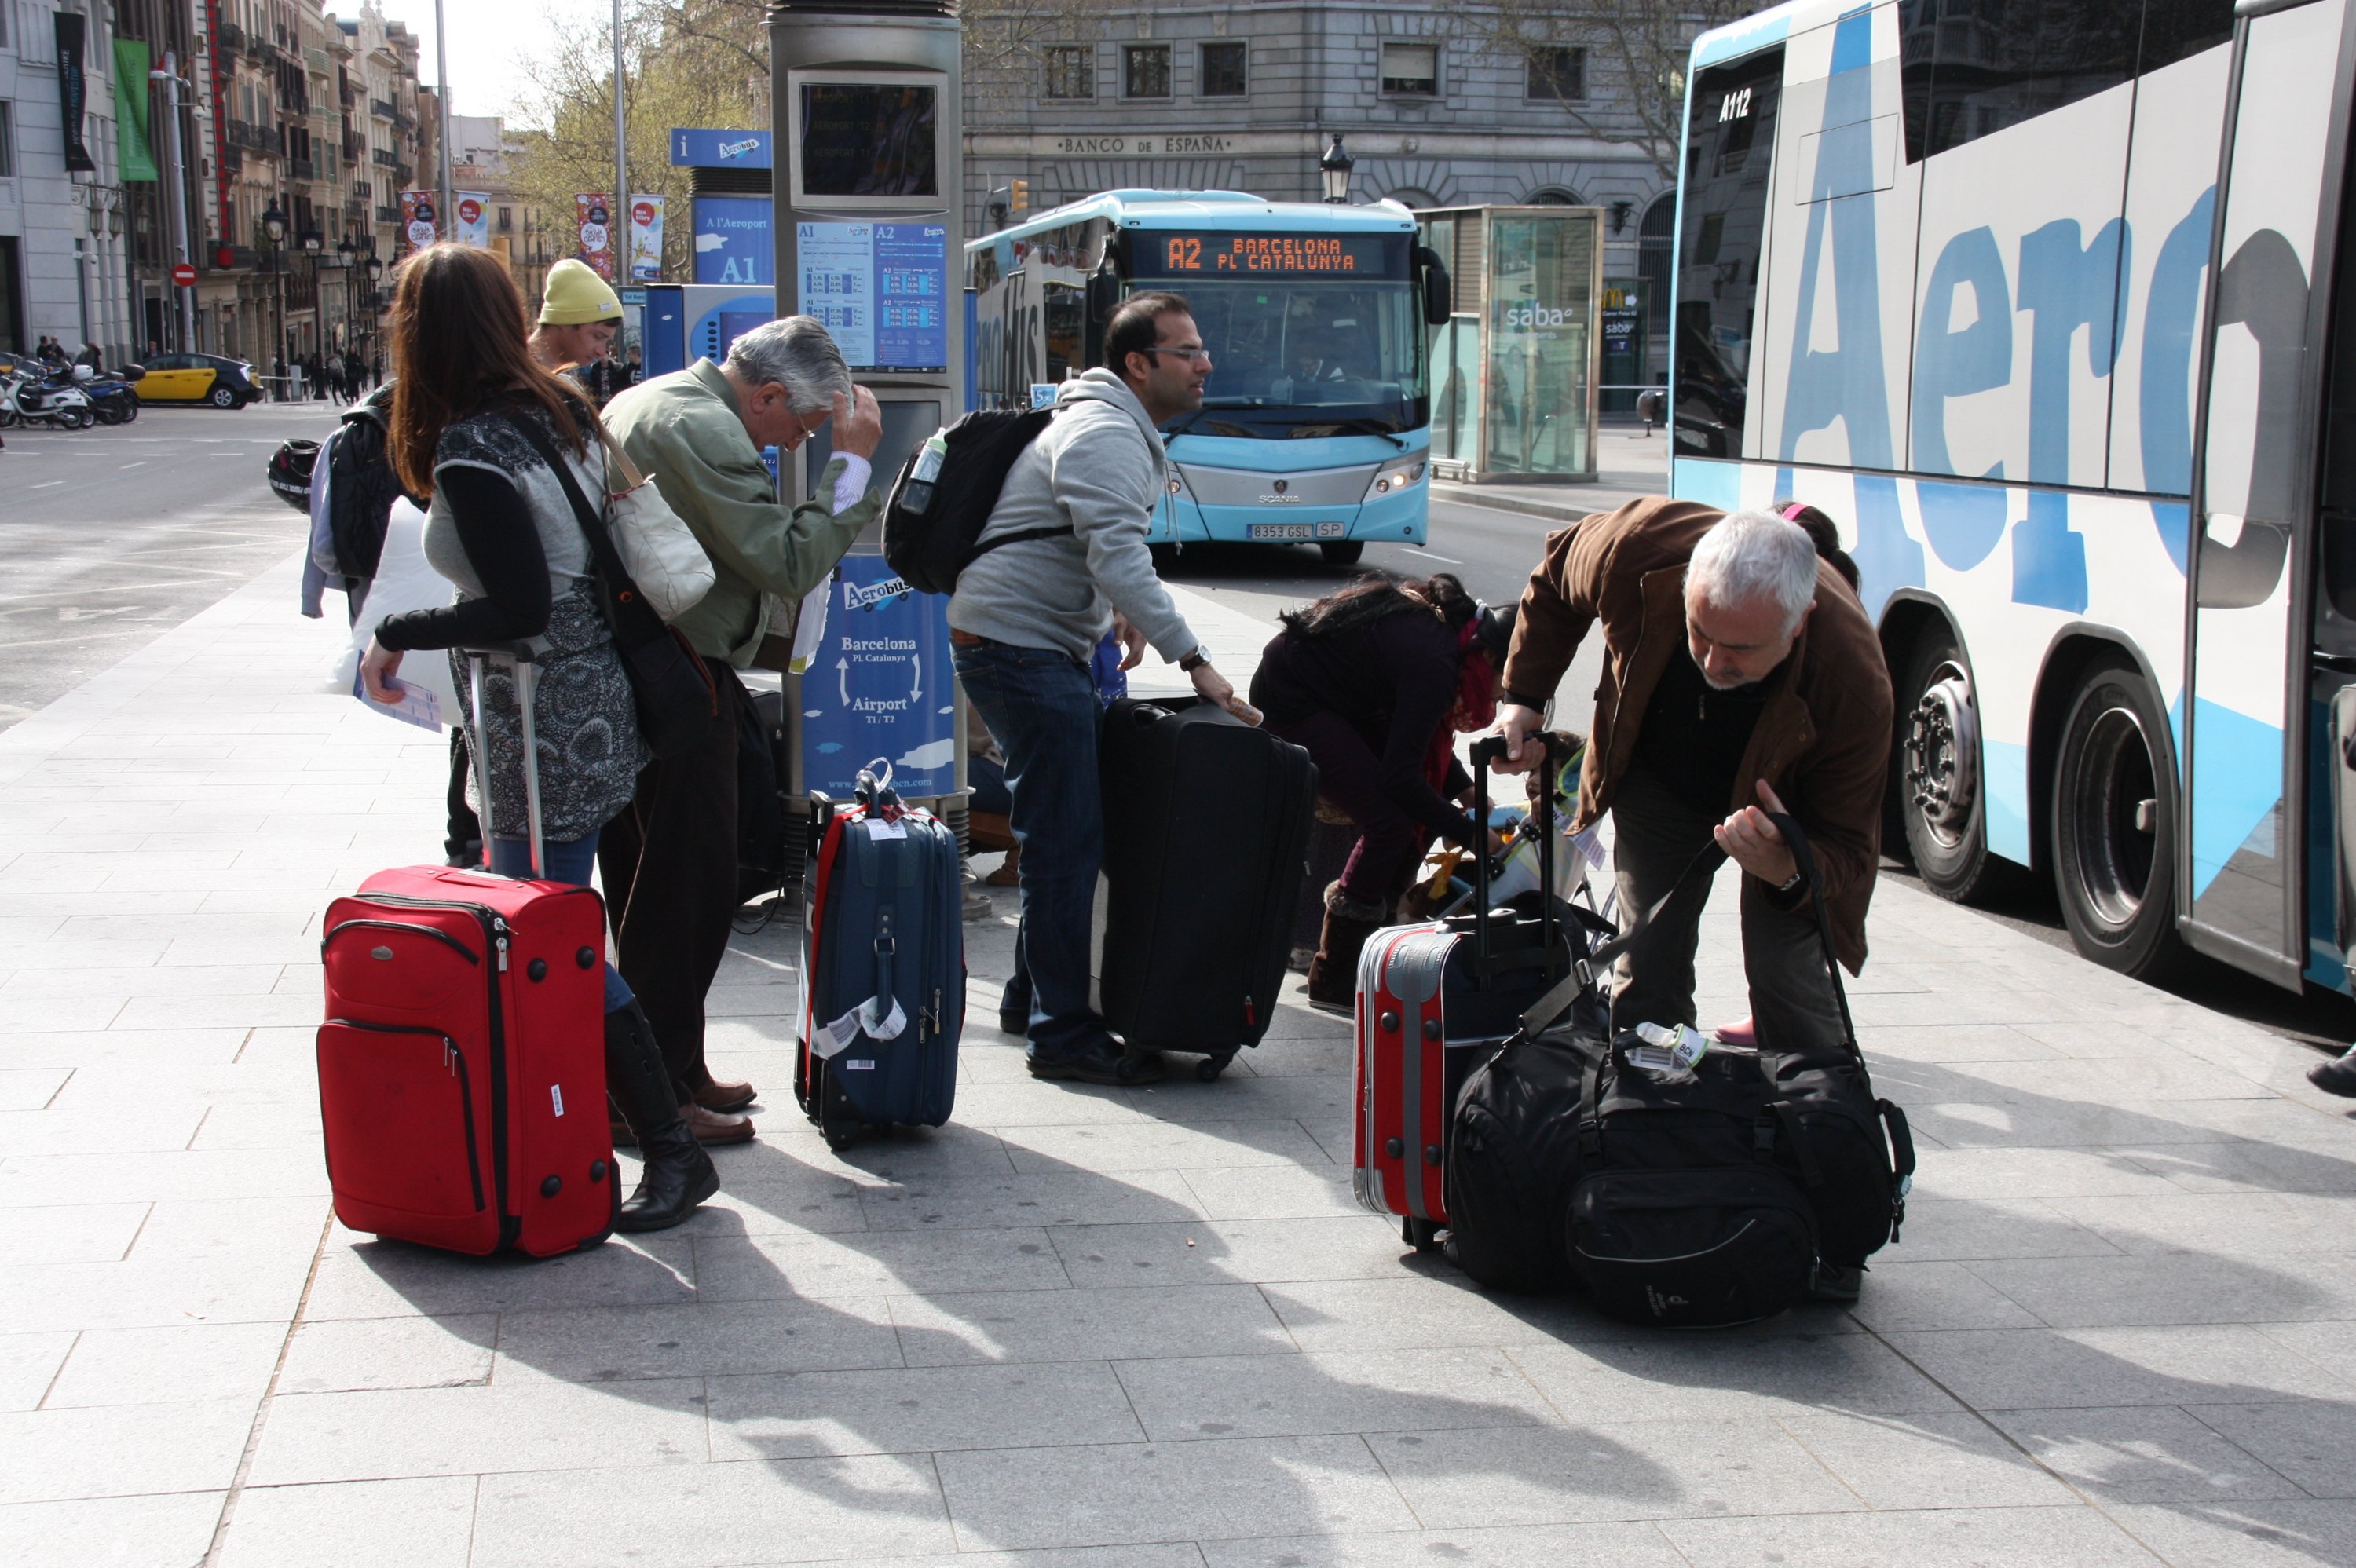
[{"xmin": 2320, "ymin": 149, "xmax": 2356, "ymax": 625}]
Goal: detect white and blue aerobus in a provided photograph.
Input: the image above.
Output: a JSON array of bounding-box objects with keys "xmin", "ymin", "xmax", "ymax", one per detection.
[
  {"xmin": 1660, "ymin": 0, "xmax": 2356, "ymax": 992},
  {"xmin": 967, "ymin": 190, "xmax": 1452, "ymax": 565}
]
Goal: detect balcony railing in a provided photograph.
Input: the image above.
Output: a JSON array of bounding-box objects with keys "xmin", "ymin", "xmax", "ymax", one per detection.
[
  {"xmin": 353, "ymin": 179, "xmax": 372, "ymax": 199},
  {"xmin": 369, "ymin": 97, "xmax": 395, "ymax": 120},
  {"xmin": 218, "ymin": 22, "xmax": 246, "ymax": 51},
  {"xmin": 210, "ymin": 246, "xmax": 261, "ymax": 272},
  {"xmin": 375, "ymin": 205, "xmax": 400, "ymax": 223},
  {"xmin": 371, "ymin": 148, "xmax": 397, "ymax": 167},
  {"xmin": 290, "ymin": 158, "xmax": 316, "ymax": 181},
  {"xmin": 394, "ymin": 164, "xmax": 413, "ymax": 186}
]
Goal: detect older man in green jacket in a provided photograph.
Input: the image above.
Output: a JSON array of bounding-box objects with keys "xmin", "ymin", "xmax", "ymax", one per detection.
[{"xmin": 599, "ymin": 316, "xmax": 883, "ymax": 1141}]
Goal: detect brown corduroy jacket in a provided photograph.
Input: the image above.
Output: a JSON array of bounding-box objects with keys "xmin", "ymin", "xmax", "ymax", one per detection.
[{"xmin": 1500, "ymin": 496, "xmax": 1893, "ymax": 974}]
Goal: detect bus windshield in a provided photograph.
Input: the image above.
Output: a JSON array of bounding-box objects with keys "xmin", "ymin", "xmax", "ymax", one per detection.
[{"xmin": 1155, "ymin": 278, "xmax": 1428, "ymax": 439}]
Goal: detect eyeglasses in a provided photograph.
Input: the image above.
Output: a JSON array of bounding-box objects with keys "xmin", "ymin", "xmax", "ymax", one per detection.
[{"xmin": 1140, "ymin": 346, "xmax": 1213, "ymax": 364}]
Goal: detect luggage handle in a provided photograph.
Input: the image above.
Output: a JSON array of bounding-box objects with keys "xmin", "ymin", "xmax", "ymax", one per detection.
[
  {"xmin": 460, "ymin": 641, "xmax": 550, "ymax": 879},
  {"xmin": 1466, "ymin": 732, "xmax": 1572, "ymax": 985},
  {"xmin": 1762, "ymin": 810, "xmax": 1860, "ymax": 1064}
]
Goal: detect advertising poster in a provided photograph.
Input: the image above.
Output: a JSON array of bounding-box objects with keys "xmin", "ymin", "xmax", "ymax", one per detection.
[
  {"xmin": 799, "ymin": 557, "xmax": 954, "ymax": 799},
  {"xmin": 628, "ymin": 195, "xmax": 664, "ymax": 283},
  {"xmin": 576, "ymin": 193, "xmax": 616, "ymax": 281},
  {"xmin": 692, "ymin": 196, "xmax": 773, "ymax": 285},
  {"xmin": 399, "ymin": 190, "xmax": 438, "ymax": 250},
  {"xmin": 452, "ymin": 192, "xmax": 489, "ymax": 248}
]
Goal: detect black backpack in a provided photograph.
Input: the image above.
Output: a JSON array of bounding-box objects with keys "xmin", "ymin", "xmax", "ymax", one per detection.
[
  {"xmin": 1446, "ymin": 816, "xmax": 1914, "ymax": 1323},
  {"xmin": 880, "ymin": 406, "xmax": 1065, "ymax": 594}
]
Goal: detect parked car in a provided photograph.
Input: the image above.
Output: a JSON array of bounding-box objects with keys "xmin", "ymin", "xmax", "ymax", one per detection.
[{"xmin": 132, "ymin": 353, "xmax": 259, "ymax": 408}]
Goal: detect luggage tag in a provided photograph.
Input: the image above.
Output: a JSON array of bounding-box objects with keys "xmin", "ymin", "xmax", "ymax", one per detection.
[{"xmin": 811, "ymin": 993, "xmax": 908, "ymax": 1058}]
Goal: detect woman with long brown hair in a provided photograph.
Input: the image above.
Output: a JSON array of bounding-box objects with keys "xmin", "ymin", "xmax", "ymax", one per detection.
[
  {"xmin": 357, "ymin": 243, "xmax": 719, "ymax": 1230},
  {"xmin": 1249, "ymin": 572, "xmax": 1514, "ymax": 1009}
]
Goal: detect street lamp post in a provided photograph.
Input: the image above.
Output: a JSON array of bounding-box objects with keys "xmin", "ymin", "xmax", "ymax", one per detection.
[
  {"xmin": 364, "ymin": 250, "xmax": 384, "ymax": 380},
  {"xmin": 263, "ymin": 199, "xmax": 287, "ymax": 399},
  {"xmin": 1319, "ymin": 134, "xmax": 1355, "ymax": 205},
  {"xmin": 338, "ymin": 236, "xmax": 356, "ymax": 356}
]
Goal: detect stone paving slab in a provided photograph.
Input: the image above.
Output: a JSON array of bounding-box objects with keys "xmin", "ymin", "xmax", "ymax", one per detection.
[{"xmin": 5, "ymin": 557, "xmax": 2356, "ymax": 1565}]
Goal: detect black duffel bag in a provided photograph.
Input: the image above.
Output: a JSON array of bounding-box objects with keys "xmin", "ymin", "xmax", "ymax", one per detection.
[{"xmin": 1447, "ymin": 814, "xmax": 1914, "ymax": 1323}]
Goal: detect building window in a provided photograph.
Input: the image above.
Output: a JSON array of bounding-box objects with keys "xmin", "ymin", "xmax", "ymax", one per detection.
[
  {"xmin": 1528, "ymin": 46, "xmax": 1586, "ymax": 102},
  {"xmin": 1044, "ymin": 46, "xmax": 1093, "ymax": 101},
  {"xmin": 0, "ymin": 103, "xmax": 13, "ymax": 178},
  {"xmin": 1199, "ymin": 41, "xmax": 1247, "ymax": 99},
  {"xmin": 498, "ymin": 206, "xmax": 512, "ymax": 232},
  {"xmin": 1381, "ymin": 42, "xmax": 1440, "ymax": 97},
  {"xmin": 1124, "ymin": 44, "xmax": 1171, "ymax": 101}
]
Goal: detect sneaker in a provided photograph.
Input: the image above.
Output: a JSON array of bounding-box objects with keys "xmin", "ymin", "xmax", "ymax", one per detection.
[
  {"xmin": 1028, "ymin": 1038, "xmax": 1165, "ymax": 1086},
  {"xmin": 1808, "ymin": 1262, "xmax": 1863, "ymax": 1303}
]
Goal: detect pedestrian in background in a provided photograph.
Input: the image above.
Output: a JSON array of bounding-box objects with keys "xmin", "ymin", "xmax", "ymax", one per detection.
[
  {"xmin": 951, "ymin": 291, "xmax": 1249, "ymax": 1086},
  {"xmin": 1252, "ymin": 572, "xmax": 1513, "ymax": 1010},
  {"xmin": 529, "ymin": 259, "xmax": 623, "ymax": 390},
  {"xmin": 355, "ymin": 243, "xmax": 719, "ymax": 1230},
  {"xmin": 599, "ymin": 317, "xmax": 882, "ymax": 1138}
]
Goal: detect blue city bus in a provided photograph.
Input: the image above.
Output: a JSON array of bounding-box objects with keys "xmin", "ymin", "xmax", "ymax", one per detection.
[
  {"xmin": 967, "ymin": 190, "xmax": 1451, "ymax": 565},
  {"xmin": 1659, "ymin": 0, "xmax": 2356, "ymax": 992}
]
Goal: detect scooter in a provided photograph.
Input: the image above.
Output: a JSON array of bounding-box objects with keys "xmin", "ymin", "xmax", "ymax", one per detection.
[{"xmin": 0, "ymin": 367, "xmax": 95, "ymax": 429}]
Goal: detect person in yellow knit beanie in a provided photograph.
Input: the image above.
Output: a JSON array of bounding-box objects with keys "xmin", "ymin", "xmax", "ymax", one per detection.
[{"xmin": 531, "ymin": 258, "xmax": 624, "ymax": 390}]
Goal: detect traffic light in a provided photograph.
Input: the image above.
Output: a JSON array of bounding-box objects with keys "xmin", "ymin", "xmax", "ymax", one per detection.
[{"xmin": 1008, "ymin": 178, "xmax": 1030, "ymax": 215}]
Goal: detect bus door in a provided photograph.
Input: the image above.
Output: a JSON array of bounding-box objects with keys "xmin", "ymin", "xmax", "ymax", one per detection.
[
  {"xmin": 2182, "ymin": 0, "xmax": 2353, "ymax": 985},
  {"xmin": 2313, "ymin": 27, "xmax": 2356, "ymax": 989}
]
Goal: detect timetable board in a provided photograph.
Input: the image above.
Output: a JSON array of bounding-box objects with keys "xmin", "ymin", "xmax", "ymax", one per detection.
[{"xmin": 796, "ymin": 221, "xmax": 949, "ymax": 372}]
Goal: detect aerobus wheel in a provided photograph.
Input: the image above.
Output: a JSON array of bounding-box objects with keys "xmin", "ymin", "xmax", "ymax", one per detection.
[
  {"xmin": 1896, "ymin": 631, "xmax": 2012, "ymax": 901},
  {"xmin": 1319, "ymin": 541, "xmax": 1365, "ymax": 566},
  {"xmin": 2052, "ymin": 659, "xmax": 2183, "ymax": 977}
]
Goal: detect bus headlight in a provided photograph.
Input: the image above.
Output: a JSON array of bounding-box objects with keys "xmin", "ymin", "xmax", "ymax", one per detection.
[{"xmin": 1363, "ymin": 456, "xmax": 1429, "ymax": 502}]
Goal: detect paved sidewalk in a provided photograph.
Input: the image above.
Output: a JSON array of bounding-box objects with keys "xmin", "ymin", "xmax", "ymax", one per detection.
[{"xmin": 7, "ymin": 557, "xmax": 2356, "ymax": 1566}]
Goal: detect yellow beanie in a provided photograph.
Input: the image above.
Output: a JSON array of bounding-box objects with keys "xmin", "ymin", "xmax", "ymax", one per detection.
[{"xmin": 540, "ymin": 259, "xmax": 624, "ymax": 325}]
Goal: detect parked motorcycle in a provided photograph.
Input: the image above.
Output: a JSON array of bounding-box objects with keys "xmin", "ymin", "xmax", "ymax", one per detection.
[
  {"xmin": 74, "ymin": 364, "xmax": 141, "ymax": 426},
  {"xmin": 0, "ymin": 366, "xmax": 95, "ymax": 429}
]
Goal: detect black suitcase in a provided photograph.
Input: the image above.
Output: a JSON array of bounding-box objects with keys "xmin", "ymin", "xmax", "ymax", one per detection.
[{"xmin": 1098, "ymin": 696, "xmax": 1316, "ymax": 1080}]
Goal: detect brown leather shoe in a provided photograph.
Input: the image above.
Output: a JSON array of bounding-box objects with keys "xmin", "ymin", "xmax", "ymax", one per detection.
[
  {"xmin": 691, "ymin": 1076, "xmax": 757, "ymax": 1113},
  {"xmin": 681, "ymin": 1101, "xmax": 755, "ymax": 1144}
]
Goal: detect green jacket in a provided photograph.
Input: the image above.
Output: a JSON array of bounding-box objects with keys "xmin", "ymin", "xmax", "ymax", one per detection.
[{"xmin": 602, "ymin": 358, "xmax": 876, "ymax": 662}]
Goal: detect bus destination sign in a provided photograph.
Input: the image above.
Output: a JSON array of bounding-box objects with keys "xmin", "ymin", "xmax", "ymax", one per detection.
[{"xmin": 1133, "ymin": 232, "xmax": 1399, "ymax": 278}]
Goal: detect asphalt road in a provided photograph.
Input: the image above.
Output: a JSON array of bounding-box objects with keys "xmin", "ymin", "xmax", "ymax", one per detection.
[{"xmin": 0, "ymin": 402, "xmax": 342, "ymax": 730}]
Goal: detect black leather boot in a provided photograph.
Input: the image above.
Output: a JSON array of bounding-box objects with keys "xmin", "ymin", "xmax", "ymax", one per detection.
[
  {"xmin": 1305, "ymin": 883, "xmax": 1387, "ymax": 1014},
  {"xmin": 604, "ymin": 1001, "xmax": 719, "ymax": 1231}
]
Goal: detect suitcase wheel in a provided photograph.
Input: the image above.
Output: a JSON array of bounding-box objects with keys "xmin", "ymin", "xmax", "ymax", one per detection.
[
  {"xmin": 1403, "ymin": 1216, "xmax": 1443, "ymax": 1253},
  {"xmin": 821, "ymin": 1117, "xmax": 862, "ymax": 1153},
  {"xmin": 1194, "ymin": 1052, "xmax": 1236, "ymax": 1083}
]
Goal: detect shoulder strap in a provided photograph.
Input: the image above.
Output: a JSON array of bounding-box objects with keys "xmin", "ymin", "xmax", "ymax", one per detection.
[
  {"xmin": 1513, "ymin": 837, "xmax": 1727, "ymax": 1041},
  {"xmin": 1763, "ymin": 810, "xmax": 1860, "ymax": 1060},
  {"xmin": 506, "ymin": 409, "xmax": 635, "ymax": 593}
]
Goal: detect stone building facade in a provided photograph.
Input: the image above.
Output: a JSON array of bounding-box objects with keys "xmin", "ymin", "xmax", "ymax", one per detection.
[
  {"xmin": 0, "ymin": 0, "xmax": 140, "ymax": 361},
  {"xmin": 963, "ymin": 2, "xmax": 1677, "ymax": 296}
]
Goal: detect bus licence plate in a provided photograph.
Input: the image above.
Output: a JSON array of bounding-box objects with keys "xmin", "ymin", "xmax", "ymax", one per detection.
[{"xmin": 1249, "ymin": 521, "xmax": 1347, "ymax": 541}]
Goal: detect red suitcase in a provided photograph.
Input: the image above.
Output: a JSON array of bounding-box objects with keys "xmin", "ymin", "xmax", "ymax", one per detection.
[
  {"xmin": 316, "ymin": 649, "xmax": 617, "ymax": 1256},
  {"xmin": 1352, "ymin": 735, "xmax": 1588, "ymax": 1252}
]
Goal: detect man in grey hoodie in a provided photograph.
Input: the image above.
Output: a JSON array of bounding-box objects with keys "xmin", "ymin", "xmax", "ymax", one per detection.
[{"xmin": 952, "ymin": 291, "xmax": 1252, "ymax": 1085}]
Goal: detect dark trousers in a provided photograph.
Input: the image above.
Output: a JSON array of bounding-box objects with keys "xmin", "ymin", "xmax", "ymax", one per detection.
[
  {"xmin": 954, "ymin": 638, "xmax": 1109, "ymax": 1061},
  {"xmin": 1608, "ymin": 764, "xmax": 1846, "ymax": 1057},
  {"xmin": 444, "ymin": 729, "xmax": 481, "ymax": 864},
  {"xmin": 597, "ymin": 657, "xmax": 744, "ymax": 1098},
  {"xmin": 1264, "ymin": 710, "xmax": 1426, "ymax": 907}
]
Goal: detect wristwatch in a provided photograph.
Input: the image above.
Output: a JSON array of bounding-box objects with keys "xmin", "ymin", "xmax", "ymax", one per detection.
[
  {"xmin": 1777, "ymin": 870, "xmax": 1805, "ymax": 895},
  {"xmin": 1179, "ymin": 649, "xmax": 1210, "ymax": 673}
]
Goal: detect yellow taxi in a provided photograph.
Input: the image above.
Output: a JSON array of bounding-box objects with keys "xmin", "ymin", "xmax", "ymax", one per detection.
[{"xmin": 132, "ymin": 353, "xmax": 261, "ymax": 408}]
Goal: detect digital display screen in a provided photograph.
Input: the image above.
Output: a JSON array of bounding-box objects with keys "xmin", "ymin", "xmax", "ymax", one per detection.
[
  {"xmin": 797, "ymin": 221, "xmax": 949, "ymax": 371},
  {"xmin": 1130, "ymin": 232, "xmax": 1406, "ymax": 278},
  {"xmin": 799, "ymin": 84, "xmax": 938, "ymax": 197}
]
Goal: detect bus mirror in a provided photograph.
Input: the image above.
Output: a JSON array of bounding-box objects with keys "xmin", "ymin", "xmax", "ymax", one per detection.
[
  {"xmin": 1088, "ymin": 270, "xmax": 1121, "ymax": 324},
  {"xmin": 1414, "ymin": 245, "xmax": 1452, "ymax": 326}
]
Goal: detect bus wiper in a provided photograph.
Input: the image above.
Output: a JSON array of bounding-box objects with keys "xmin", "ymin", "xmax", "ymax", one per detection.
[{"xmin": 1292, "ymin": 417, "xmax": 1407, "ymax": 448}]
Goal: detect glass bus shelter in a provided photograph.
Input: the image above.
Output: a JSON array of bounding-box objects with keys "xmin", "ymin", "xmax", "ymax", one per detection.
[{"xmin": 1418, "ymin": 205, "xmax": 1602, "ymax": 484}]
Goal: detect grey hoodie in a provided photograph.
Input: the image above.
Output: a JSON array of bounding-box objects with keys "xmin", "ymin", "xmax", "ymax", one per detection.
[{"xmin": 947, "ymin": 369, "xmax": 1200, "ymax": 666}]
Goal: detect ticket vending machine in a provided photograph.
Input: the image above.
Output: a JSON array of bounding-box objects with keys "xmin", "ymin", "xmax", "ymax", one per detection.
[{"xmin": 766, "ymin": 2, "xmax": 967, "ymax": 815}]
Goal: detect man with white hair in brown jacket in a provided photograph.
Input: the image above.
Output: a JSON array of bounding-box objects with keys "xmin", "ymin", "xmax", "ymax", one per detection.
[{"xmin": 1494, "ymin": 496, "xmax": 1893, "ymax": 1064}]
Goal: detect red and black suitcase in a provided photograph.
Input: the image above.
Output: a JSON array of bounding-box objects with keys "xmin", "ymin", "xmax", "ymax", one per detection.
[
  {"xmin": 1352, "ymin": 734, "xmax": 1594, "ymax": 1251},
  {"xmin": 316, "ymin": 649, "xmax": 617, "ymax": 1256}
]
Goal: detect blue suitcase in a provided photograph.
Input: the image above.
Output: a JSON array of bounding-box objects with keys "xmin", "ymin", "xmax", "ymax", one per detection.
[{"xmin": 796, "ymin": 761, "xmax": 966, "ymax": 1151}]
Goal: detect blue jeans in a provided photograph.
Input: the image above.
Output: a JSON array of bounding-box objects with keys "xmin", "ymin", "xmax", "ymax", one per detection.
[
  {"xmin": 955, "ymin": 638, "xmax": 1107, "ymax": 1061},
  {"xmin": 489, "ymin": 829, "xmax": 635, "ymax": 1014}
]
